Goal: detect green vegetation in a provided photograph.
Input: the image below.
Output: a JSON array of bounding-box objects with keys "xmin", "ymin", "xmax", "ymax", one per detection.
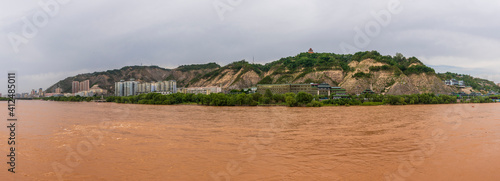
[
  {"xmin": 404, "ymin": 65, "xmax": 435, "ymax": 75},
  {"xmin": 42, "ymin": 95, "xmax": 101, "ymax": 102},
  {"xmin": 176, "ymin": 63, "xmax": 220, "ymax": 72},
  {"xmin": 255, "ymin": 51, "xmax": 436, "ymax": 84},
  {"xmin": 352, "ymin": 72, "xmax": 373, "ymax": 79},
  {"xmin": 44, "ymin": 90, "xmax": 494, "ymax": 107},
  {"xmin": 267, "ymin": 53, "xmax": 352, "ymax": 75},
  {"xmin": 323, "ymin": 93, "xmax": 492, "ymax": 106},
  {"xmin": 258, "ymin": 76, "xmax": 274, "ymax": 84},
  {"xmin": 0, "ymin": 97, "xmax": 10, "ymax": 101},
  {"xmin": 101, "ymin": 91, "xmax": 320, "ymax": 107},
  {"xmin": 369, "ymin": 65, "xmax": 392, "ymax": 71},
  {"xmin": 385, "ymin": 79, "xmax": 396, "ymax": 87}
]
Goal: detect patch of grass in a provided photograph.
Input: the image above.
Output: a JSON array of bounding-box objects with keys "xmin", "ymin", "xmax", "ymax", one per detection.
[
  {"xmin": 361, "ymin": 102, "xmax": 384, "ymax": 106},
  {"xmin": 352, "ymin": 72, "xmax": 373, "ymax": 79}
]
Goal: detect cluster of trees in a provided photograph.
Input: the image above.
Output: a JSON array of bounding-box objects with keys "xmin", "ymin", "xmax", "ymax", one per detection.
[
  {"xmin": 106, "ymin": 92, "xmax": 263, "ymax": 106},
  {"xmin": 105, "ymin": 91, "xmax": 493, "ymax": 107},
  {"xmin": 268, "ymin": 53, "xmax": 352, "ymax": 74},
  {"xmin": 43, "ymin": 89, "xmax": 494, "ymax": 107},
  {"xmin": 352, "ymin": 72, "xmax": 373, "ymax": 79},
  {"xmin": 104, "ymin": 90, "xmax": 323, "ymax": 107},
  {"xmin": 260, "ymin": 51, "xmax": 437, "ymax": 84},
  {"xmin": 351, "ymin": 51, "xmax": 435, "ymax": 75},
  {"xmin": 322, "ymin": 93, "xmax": 492, "ymax": 106},
  {"xmin": 177, "ymin": 62, "xmax": 221, "ymax": 72},
  {"xmin": 369, "ymin": 65, "xmax": 392, "ymax": 72},
  {"xmin": 403, "ymin": 65, "xmax": 435, "ymax": 75},
  {"xmin": 258, "ymin": 76, "xmax": 274, "ymax": 84},
  {"xmin": 42, "ymin": 95, "xmax": 99, "ymax": 102}
]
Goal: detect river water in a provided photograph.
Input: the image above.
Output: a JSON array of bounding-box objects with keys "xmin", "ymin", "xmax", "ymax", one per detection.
[{"xmin": 1, "ymin": 101, "xmax": 500, "ymax": 180}]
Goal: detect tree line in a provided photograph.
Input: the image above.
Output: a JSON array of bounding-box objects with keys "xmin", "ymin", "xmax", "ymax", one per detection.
[{"xmin": 42, "ymin": 89, "xmax": 493, "ymax": 107}]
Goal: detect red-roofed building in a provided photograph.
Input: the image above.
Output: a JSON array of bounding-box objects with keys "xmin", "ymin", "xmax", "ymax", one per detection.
[{"xmin": 308, "ymin": 48, "xmax": 314, "ymax": 54}]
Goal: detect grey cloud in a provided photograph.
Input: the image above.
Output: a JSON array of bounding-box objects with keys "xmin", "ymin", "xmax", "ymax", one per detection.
[{"xmin": 1, "ymin": 0, "xmax": 499, "ymax": 93}]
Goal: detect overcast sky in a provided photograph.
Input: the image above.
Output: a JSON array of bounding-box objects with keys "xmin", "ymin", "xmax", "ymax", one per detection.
[{"xmin": 1, "ymin": 0, "xmax": 500, "ymax": 93}]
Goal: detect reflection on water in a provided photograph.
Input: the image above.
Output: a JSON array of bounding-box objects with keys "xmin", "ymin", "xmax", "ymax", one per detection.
[{"xmin": 1, "ymin": 101, "xmax": 500, "ymax": 180}]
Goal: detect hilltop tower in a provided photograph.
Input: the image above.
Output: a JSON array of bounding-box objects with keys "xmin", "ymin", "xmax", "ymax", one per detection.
[{"xmin": 308, "ymin": 48, "xmax": 314, "ymax": 54}]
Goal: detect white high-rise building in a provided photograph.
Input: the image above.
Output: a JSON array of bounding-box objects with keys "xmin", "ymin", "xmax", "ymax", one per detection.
[
  {"xmin": 115, "ymin": 79, "xmax": 138, "ymax": 96},
  {"xmin": 134, "ymin": 80, "xmax": 177, "ymax": 95}
]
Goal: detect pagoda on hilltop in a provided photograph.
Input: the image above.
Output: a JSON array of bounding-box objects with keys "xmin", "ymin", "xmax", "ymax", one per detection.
[{"xmin": 308, "ymin": 48, "xmax": 314, "ymax": 54}]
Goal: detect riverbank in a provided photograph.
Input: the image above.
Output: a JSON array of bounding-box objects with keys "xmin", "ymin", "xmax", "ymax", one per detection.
[{"xmin": 41, "ymin": 92, "xmax": 495, "ymax": 107}]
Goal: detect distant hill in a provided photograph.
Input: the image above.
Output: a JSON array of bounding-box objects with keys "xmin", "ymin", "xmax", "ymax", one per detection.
[
  {"xmin": 46, "ymin": 63, "xmax": 218, "ymax": 94},
  {"xmin": 46, "ymin": 51, "xmax": 500, "ymax": 95}
]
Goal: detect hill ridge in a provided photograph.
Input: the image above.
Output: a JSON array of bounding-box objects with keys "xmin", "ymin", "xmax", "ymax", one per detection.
[{"xmin": 46, "ymin": 51, "xmax": 500, "ymax": 95}]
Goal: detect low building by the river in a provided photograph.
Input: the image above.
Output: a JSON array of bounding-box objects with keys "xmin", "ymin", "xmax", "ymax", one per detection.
[
  {"xmin": 179, "ymin": 86, "xmax": 222, "ymax": 95},
  {"xmin": 331, "ymin": 87, "xmax": 349, "ymax": 99},
  {"xmin": 257, "ymin": 84, "xmax": 317, "ymax": 95},
  {"xmin": 257, "ymin": 83, "xmax": 349, "ymax": 99}
]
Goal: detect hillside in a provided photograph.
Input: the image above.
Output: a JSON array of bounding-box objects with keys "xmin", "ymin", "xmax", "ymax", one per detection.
[
  {"xmin": 187, "ymin": 51, "xmax": 454, "ymax": 95},
  {"xmin": 436, "ymin": 72, "xmax": 500, "ymax": 93},
  {"xmin": 46, "ymin": 51, "xmax": 499, "ymax": 95}
]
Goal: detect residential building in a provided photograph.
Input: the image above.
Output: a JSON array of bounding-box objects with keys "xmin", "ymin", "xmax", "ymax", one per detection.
[
  {"xmin": 115, "ymin": 79, "xmax": 139, "ymax": 97},
  {"xmin": 79, "ymin": 80, "xmax": 90, "ymax": 92},
  {"xmin": 444, "ymin": 79, "xmax": 465, "ymax": 88},
  {"xmin": 39, "ymin": 88, "xmax": 43, "ymax": 96},
  {"xmin": 136, "ymin": 80, "xmax": 177, "ymax": 95},
  {"xmin": 55, "ymin": 87, "xmax": 62, "ymax": 94},
  {"xmin": 72, "ymin": 81, "xmax": 80, "ymax": 94},
  {"xmin": 72, "ymin": 80, "xmax": 91, "ymax": 94},
  {"xmin": 115, "ymin": 80, "xmax": 124, "ymax": 96}
]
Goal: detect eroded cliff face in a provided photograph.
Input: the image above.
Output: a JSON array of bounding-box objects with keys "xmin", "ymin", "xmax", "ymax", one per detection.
[
  {"xmin": 171, "ymin": 69, "xmax": 216, "ymax": 86},
  {"xmin": 340, "ymin": 59, "xmax": 399, "ymax": 94},
  {"xmin": 337, "ymin": 59, "xmax": 454, "ymax": 95},
  {"xmin": 190, "ymin": 68, "xmax": 261, "ymax": 89},
  {"xmin": 293, "ymin": 70, "xmax": 344, "ymax": 86},
  {"xmin": 407, "ymin": 73, "xmax": 457, "ymax": 94}
]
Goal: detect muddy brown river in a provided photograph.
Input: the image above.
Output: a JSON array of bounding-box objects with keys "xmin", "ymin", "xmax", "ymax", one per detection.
[{"xmin": 1, "ymin": 101, "xmax": 500, "ymax": 180}]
